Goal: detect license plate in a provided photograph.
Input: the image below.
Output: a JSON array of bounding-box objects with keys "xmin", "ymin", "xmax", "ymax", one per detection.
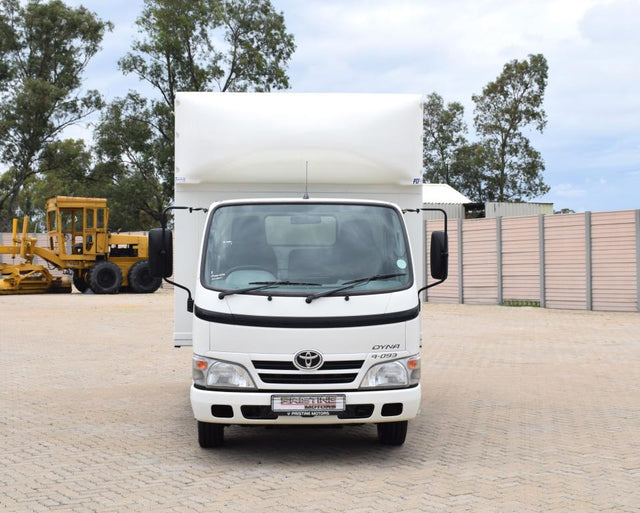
[{"xmin": 271, "ymin": 394, "xmax": 346, "ymax": 415}]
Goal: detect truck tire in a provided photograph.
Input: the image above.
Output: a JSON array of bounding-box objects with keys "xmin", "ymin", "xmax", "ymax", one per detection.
[
  {"xmin": 72, "ymin": 271, "xmax": 89, "ymax": 293},
  {"xmin": 128, "ymin": 260, "xmax": 162, "ymax": 293},
  {"xmin": 377, "ymin": 421, "xmax": 408, "ymax": 446},
  {"xmin": 89, "ymin": 261, "xmax": 123, "ymax": 294},
  {"xmin": 198, "ymin": 421, "xmax": 225, "ymax": 448}
]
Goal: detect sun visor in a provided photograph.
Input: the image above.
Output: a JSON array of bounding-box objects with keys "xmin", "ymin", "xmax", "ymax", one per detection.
[{"xmin": 174, "ymin": 92, "xmax": 423, "ymax": 185}]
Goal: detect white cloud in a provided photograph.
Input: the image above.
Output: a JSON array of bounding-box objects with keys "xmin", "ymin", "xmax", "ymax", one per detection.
[
  {"xmin": 21, "ymin": 0, "xmax": 640, "ymax": 212},
  {"xmin": 553, "ymin": 183, "xmax": 588, "ymax": 198}
]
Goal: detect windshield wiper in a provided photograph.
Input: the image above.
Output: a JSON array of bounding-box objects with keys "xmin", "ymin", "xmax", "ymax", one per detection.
[
  {"xmin": 305, "ymin": 273, "xmax": 406, "ymax": 303},
  {"xmin": 218, "ymin": 281, "xmax": 320, "ymax": 299}
]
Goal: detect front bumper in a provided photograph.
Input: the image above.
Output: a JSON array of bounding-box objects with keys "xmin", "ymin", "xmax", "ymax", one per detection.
[{"xmin": 191, "ymin": 385, "xmax": 421, "ymax": 425}]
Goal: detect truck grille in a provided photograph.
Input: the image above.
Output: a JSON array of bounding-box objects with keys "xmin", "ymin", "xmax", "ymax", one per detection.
[
  {"xmin": 252, "ymin": 359, "xmax": 364, "ymax": 385},
  {"xmin": 259, "ymin": 373, "xmax": 358, "ymax": 384},
  {"xmin": 252, "ymin": 360, "xmax": 364, "ymax": 371}
]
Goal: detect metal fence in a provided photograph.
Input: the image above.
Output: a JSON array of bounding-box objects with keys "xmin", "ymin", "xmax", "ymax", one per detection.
[
  {"xmin": 425, "ymin": 209, "xmax": 640, "ymax": 312},
  {"xmin": 5, "ymin": 212, "xmax": 640, "ymax": 311}
]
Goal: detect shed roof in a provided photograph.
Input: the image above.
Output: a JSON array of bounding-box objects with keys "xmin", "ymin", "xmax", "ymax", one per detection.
[{"xmin": 422, "ymin": 184, "xmax": 471, "ymax": 204}]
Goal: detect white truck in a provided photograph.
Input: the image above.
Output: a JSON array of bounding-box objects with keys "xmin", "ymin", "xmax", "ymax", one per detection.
[{"xmin": 149, "ymin": 92, "xmax": 448, "ymax": 447}]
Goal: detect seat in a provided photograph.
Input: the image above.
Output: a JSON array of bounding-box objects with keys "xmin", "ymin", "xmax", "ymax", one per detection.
[
  {"xmin": 288, "ymin": 248, "xmax": 337, "ymax": 284},
  {"xmin": 334, "ymin": 219, "xmax": 381, "ymax": 281},
  {"xmin": 218, "ymin": 216, "xmax": 278, "ymax": 276}
]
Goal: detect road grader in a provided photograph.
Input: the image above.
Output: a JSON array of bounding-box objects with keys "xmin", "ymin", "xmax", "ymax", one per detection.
[{"xmin": 0, "ymin": 196, "xmax": 161, "ymax": 295}]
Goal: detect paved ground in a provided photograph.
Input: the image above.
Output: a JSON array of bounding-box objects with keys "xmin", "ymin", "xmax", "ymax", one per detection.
[{"xmin": 1, "ymin": 289, "xmax": 639, "ymax": 512}]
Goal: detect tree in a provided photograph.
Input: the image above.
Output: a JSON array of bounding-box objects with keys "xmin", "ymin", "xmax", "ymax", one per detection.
[
  {"xmin": 22, "ymin": 139, "xmax": 98, "ymax": 231},
  {"xmin": 0, "ymin": 0, "xmax": 111, "ymax": 230},
  {"xmin": 422, "ymin": 92, "xmax": 467, "ymax": 188},
  {"xmin": 472, "ymin": 53, "xmax": 550, "ymax": 202},
  {"xmin": 449, "ymin": 142, "xmax": 493, "ymax": 202},
  {"xmin": 94, "ymin": 0, "xmax": 296, "ymax": 229},
  {"xmin": 93, "ymin": 94, "xmax": 169, "ymax": 231}
]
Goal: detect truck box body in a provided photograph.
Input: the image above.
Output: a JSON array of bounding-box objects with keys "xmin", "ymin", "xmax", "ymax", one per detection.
[{"xmin": 172, "ymin": 92, "xmax": 430, "ymax": 445}]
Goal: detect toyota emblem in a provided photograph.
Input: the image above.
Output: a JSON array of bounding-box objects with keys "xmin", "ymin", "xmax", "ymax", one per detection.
[{"xmin": 293, "ymin": 350, "xmax": 323, "ymax": 370}]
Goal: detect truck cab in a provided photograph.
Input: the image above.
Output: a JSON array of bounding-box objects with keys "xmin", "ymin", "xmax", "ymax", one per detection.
[{"xmin": 191, "ymin": 198, "xmax": 422, "ymax": 445}]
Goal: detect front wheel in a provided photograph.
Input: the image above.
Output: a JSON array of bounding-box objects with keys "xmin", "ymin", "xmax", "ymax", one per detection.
[
  {"xmin": 72, "ymin": 271, "xmax": 89, "ymax": 293},
  {"xmin": 198, "ymin": 421, "xmax": 225, "ymax": 448},
  {"xmin": 377, "ymin": 421, "xmax": 408, "ymax": 446}
]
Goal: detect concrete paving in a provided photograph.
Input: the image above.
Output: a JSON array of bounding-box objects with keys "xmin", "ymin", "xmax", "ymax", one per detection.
[{"xmin": 1, "ymin": 290, "xmax": 639, "ymax": 512}]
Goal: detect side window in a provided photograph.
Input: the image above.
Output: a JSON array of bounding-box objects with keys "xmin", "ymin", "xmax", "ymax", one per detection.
[
  {"xmin": 86, "ymin": 209, "xmax": 94, "ymax": 229},
  {"xmin": 73, "ymin": 210, "xmax": 83, "ymax": 232},
  {"xmin": 61, "ymin": 211, "xmax": 72, "ymax": 232},
  {"xmin": 47, "ymin": 211, "xmax": 56, "ymax": 231},
  {"xmin": 97, "ymin": 208, "xmax": 105, "ymax": 229}
]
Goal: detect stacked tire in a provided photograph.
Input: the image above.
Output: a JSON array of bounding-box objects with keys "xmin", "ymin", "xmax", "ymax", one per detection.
[
  {"xmin": 127, "ymin": 261, "xmax": 161, "ymax": 294},
  {"xmin": 75, "ymin": 260, "xmax": 161, "ymax": 294},
  {"xmin": 88, "ymin": 261, "xmax": 122, "ymax": 294}
]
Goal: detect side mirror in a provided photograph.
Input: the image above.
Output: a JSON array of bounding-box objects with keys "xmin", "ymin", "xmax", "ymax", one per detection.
[
  {"xmin": 430, "ymin": 231, "xmax": 448, "ymax": 280},
  {"xmin": 148, "ymin": 228, "xmax": 173, "ymax": 278}
]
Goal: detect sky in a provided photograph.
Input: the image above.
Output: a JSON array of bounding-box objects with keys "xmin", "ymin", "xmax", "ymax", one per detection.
[{"xmin": 65, "ymin": 0, "xmax": 640, "ymax": 213}]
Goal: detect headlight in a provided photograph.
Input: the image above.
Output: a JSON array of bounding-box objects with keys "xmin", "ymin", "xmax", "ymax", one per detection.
[
  {"xmin": 359, "ymin": 355, "xmax": 421, "ymax": 390},
  {"xmin": 192, "ymin": 355, "xmax": 256, "ymax": 390}
]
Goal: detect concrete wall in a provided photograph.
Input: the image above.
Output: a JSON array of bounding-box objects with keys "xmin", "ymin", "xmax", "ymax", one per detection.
[{"xmin": 425, "ymin": 209, "xmax": 640, "ymax": 312}]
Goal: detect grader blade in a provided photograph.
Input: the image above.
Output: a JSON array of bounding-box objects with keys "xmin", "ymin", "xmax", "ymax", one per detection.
[{"xmin": 0, "ymin": 263, "xmax": 71, "ymax": 295}]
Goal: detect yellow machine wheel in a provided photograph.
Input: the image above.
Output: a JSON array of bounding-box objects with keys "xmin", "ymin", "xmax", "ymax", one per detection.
[
  {"xmin": 72, "ymin": 270, "xmax": 90, "ymax": 293},
  {"xmin": 88, "ymin": 261, "xmax": 123, "ymax": 294},
  {"xmin": 128, "ymin": 260, "xmax": 162, "ymax": 293}
]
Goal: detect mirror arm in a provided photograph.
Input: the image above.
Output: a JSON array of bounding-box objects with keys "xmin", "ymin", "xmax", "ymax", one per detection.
[
  {"xmin": 417, "ymin": 279, "xmax": 445, "ymax": 295},
  {"xmin": 159, "ymin": 205, "xmax": 209, "ymax": 313},
  {"xmin": 402, "ymin": 207, "xmax": 448, "ymax": 235},
  {"xmin": 403, "ymin": 208, "xmax": 449, "ymax": 297}
]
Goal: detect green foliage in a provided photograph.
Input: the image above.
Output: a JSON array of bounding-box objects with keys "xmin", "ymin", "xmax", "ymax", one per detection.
[
  {"xmin": 554, "ymin": 208, "xmax": 576, "ymax": 214},
  {"xmin": 502, "ymin": 300, "xmax": 540, "ymax": 308},
  {"xmin": 471, "ymin": 54, "xmax": 550, "ymax": 202},
  {"xmin": 94, "ymin": 94, "xmax": 170, "ymax": 230},
  {"xmin": 95, "ymin": 0, "xmax": 296, "ymax": 229},
  {"xmin": 0, "ymin": 0, "xmax": 111, "ymax": 230},
  {"xmin": 422, "ymin": 92, "xmax": 467, "ymax": 187},
  {"xmin": 23, "ymin": 139, "xmax": 96, "ymax": 230},
  {"xmin": 423, "ymin": 55, "xmax": 550, "ymax": 204},
  {"xmin": 450, "ymin": 142, "xmax": 493, "ymax": 202}
]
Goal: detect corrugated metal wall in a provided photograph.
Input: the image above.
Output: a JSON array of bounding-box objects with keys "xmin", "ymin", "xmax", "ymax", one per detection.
[
  {"xmin": 425, "ymin": 209, "xmax": 640, "ymax": 312},
  {"xmin": 422, "ymin": 204, "xmax": 466, "ymax": 221},
  {"xmin": 485, "ymin": 202, "xmax": 553, "ymax": 218}
]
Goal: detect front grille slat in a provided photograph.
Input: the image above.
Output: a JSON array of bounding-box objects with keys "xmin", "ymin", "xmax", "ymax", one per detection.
[
  {"xmin": 259, "ymin": 373, "xmax": 358, "ymax": 384},
  {"xmin": 253, "ymin": 360, "xmax": 297, "ymax": 370},
  {"xmin": 320, "ymin": 360, "xmax": 364, "ymax": 370}
]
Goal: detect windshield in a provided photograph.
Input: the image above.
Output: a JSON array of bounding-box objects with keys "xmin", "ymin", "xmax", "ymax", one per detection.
[{"xmin": 201, "ymin": 203, "xmax": 412, "ymax": 297}]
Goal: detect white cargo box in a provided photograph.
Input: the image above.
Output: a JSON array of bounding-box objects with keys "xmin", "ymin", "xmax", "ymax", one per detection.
[
  {"xmin": 173, "ymin": 92, "xmax": 425, "ymax": 344},
  {"xmin": 175, "ymin": 92, "xmax": 422, "ymax": 185}
]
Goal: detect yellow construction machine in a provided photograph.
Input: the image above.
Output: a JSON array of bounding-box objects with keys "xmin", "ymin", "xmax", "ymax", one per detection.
[{"xmin": 0, "ymin": 196, "xmax": 161, "ymax": 294}]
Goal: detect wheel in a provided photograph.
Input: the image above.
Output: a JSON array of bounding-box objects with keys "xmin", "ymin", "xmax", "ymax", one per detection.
[
  {"xmin": 72, "ymin": 271, "xmax": 89, "ymax": 293},
  {"xmin": 197, "ymin": 421, "xmax": 225, "ymax": 448},
  {"xmin": 88, "ymin": 261, "xmax": 123, "ymax": 294},
  {"xmin": 128, "ymin": 260, "xmax": 161, "ymax": 293},
  {"xmin": 377, "ymin": 421, "xmax": 408, "ymax": 446}
]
